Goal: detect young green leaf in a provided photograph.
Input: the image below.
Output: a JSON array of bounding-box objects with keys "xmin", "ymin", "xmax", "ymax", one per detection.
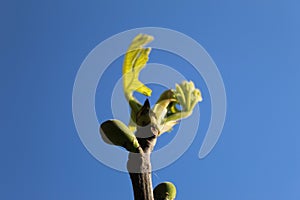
[
  {"xmin": 165, "ymin": 80, "xmax": 202, "ymax": 122},
  {"xmin": 153, "ymin": 90, "xmax": 178, "ymax": 135},
  {"xmin": 123, "ymin": 34, "xmax": 153, "ymax": 102},
  {"xmin": 153, "ymin": 81, "xmax": 202, "ymax": 136},
  {"xmin": 122, "ymin": 34, "xmax": 154, "ymax": 131}
]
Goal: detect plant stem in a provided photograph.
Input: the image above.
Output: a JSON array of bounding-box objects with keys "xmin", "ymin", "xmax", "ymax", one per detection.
[
  {"xmin": 127, "ymin": 129, "xmax": 157, "ymax": 200},
  {"xmin": 128, "ymin": 151, "xmax": 154, "ymax": 200}
]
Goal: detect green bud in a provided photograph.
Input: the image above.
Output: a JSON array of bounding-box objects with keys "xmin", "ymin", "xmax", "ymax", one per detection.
[
  {"xmin": 100, "ymin": 119, "xmax": 140, "ymax": 153},
  {"xmin": 154, "ymin": 182, "xmax": 177, "ymax": 200}
]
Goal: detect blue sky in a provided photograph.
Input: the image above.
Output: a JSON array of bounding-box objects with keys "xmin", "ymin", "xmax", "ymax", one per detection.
[{"xmin": 1, "ymin": 0, "xmax": 300, "ymax": 199}]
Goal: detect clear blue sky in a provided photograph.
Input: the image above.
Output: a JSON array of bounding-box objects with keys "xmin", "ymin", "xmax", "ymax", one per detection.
[{"xmin": 1, "ymin": 0, "xmax": 300, "ymax": 199}]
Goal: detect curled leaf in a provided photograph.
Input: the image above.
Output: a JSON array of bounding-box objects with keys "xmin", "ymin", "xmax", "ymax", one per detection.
[
  {"xmin": 165, "ymin": 80, "xmax": 202, "ymax": 122},
  {"xmin": 123, "ymin": 34, "xmax": 154, "ymax": 102},
  {"xmin": 153, "ymin": 90, "xmax": 177, "ymax": 122},
  {"xmin": 153, "ymin": 90, "xmax": 178, "ymax": 135},
  {"xmin": 122, "ymin": 34, "xmax": 154, "ymax": 132},
  {"xmin": 153, "ymin": 81, "xmax": 202, "ymax": 136}
]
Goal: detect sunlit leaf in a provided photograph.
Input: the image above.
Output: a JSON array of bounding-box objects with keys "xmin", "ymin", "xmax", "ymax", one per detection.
[
  {"xmin": 165, "ymin": 81, "xmax": 202, "ymax": 122},
  {"xmin": 122, "ymin": 34, "xmax": 154, "ymax": 131},
  {"xmin": 123, "ymin": 34, "xmax": 153, "ymax": 102},
  {"xmin": 153, "ymin": 81, "xmax": 202, "ymax": 136}
]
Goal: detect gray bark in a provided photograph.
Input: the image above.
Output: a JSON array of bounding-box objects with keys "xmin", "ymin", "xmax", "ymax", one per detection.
[{"xmin": 127, "ymin": 127, "xmax": 158, "ymax": 200}]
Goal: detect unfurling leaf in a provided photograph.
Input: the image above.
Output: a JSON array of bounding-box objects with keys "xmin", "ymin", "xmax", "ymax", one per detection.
[
  {"xmin": 123, "ymin": 34, "xmax": 153, "ymax": 102},
  {"xmin": 153, "ymin": 90, "xmax": 178, "ymax": 135},
  {"xmin": 153, "ymin": 81, "xmax": 202, "ymax": 136},
  {"xmin": 122, "ymin": 34, "xmax": 154, "ymax": 132},
  {"xmin": 165, "ymin": 80, "xmax": 202, "ymax": 122}
]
